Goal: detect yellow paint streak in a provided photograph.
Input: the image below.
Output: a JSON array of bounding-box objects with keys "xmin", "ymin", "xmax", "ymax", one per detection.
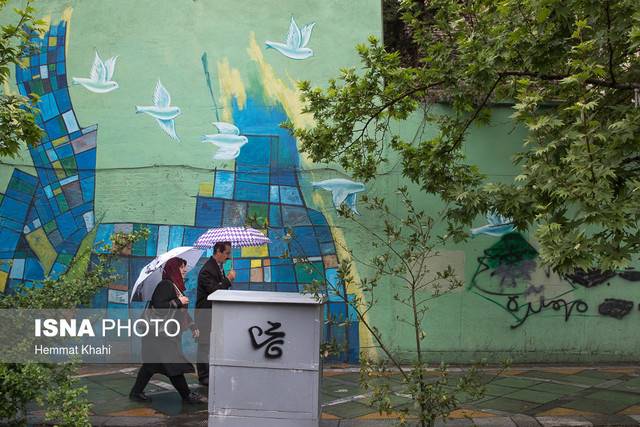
[
  {"xmin": 0, "ymin": 270, "xmax": 7, "ymax": 292},
  {"xmin": 25, "ymin": 228, "xmax": 57, "ymax": 274},
  {"xmin": 2, "ymin": 81, "xmax": 13, "ymax": 96},
  {"xmin": 312, "ymin": 193, "xmax": 374, "ymax": 358},
  {"xmin": 61, "ymin": 7, "xmax": 73, "ymax": 53},
  {"xmin": 246, "ymin": 32, "xmax": 314, "ymax": 131},
  {"xmin": 216, "ymin": 58, "xmax": 246, "ymax": 123},
  {"xmin": 250, "ymin": 259, "xmax": 261, "ymax": 268}
]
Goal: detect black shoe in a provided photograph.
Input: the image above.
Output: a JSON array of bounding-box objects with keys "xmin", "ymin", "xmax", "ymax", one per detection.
[
  {"xmin": 182, "ymin": 391, "xmax": 207, "ymax": 404},
  {"xmin": 129, "ymin": 391, "xmax": 151, "ymax": 402},
  {"xmin": 198, "ymin": 377, "xmax": 209, "ymax": 386}
]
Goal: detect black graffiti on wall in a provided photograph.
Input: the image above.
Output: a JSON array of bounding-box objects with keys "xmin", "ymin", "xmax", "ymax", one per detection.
[
  {"xmin": 598, "ymin": 299, "xmax": 634, "ymax": 319},
  {"xmin": 506, "ymin": 296, "xmax": 588, "ymax": 329},
  {"xmin": 565, "ymin": 269, "xmax": 640, "ymax": 288}
]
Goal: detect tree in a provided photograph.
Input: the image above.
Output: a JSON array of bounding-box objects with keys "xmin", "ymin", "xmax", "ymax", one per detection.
[
  {"xmin": 289, "ymin": 0, "xmax": 640, "ymax": 274},
  {"xmin": 0, "ymin": 229, "xmax": 149, "ymax": 426},
  {"xmin": 0, "ymin": 0, "xmax": 44, "ymax": 157},
  {"xmin": 261, "ymin": 190, "xmax": 495, "ymax": 427}
]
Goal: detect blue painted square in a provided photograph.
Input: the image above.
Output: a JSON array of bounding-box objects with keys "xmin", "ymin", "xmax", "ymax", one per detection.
[
  {"xmin": 280, "ymin": 186, "xmax": 302, "ymax": 205},
  {"xmin": 231, "ymin": 282, "xmax": 249, "ymax": 290},
  {"xmin": 315, "ymin": 225, "xmax": 333, "ymax": 243},
  {"xmin": 76, "ymin": 150, "xmax": 96, "ymax": 179},
  {"xmin": 320, "ymin": 241, "xmax": 336, "ymax": 255},
  {"xmin": 145, "ymin": 224, "xmax": 158, "ymax": 256},
  {"xmin": 54, "ymin": 142, "xmax": 73, "ymax": 160},
  {"xmin": 269, "ymin": 205, "xmax": 282, "ymax": 227},
  {"xmin": 267, "ymin": 228, "xmax": 287, "ymax": 257},
  {"xmin": 94, "ymin": 224, "xmax": 115, "ymax": 253},
  {"xmin": 44, "ymin": 117, "xmax": 66, "ymax": 140},
  {"xmin": 56, "ymin": 47, "xmax": 64, "ymax": 62},
  {"xmin": 54, "ymin": 88, "xmax": 71, "ymax": 112},
  {"xmin": 270, "ymin": 259, "xmax": 295, "ymax": 283},
  {"xmin": 235, "ymin": 181, "xmax": 268, "ymax": 203},
  {"xmin": 234, "ymin": 259, "xmax": 251, "ymax": 282},
  {"xmin": 183, "ymin": 227, "xmax": 207, "ymax": 246},
  {"xmin": 271, "ymin": 168, "xmax": 297, "ymax": 186},
  {"xmin": 290, "ymin": 226, "xmax": 320, "ymax": 257},
  {"xmin": 236, "ymin": 165, "xmax": 270, "ymax": 184},
  {"xmin": 80, "ymin": 176, "xmax": 95, "ymax": 201},
  {"xmin": 308, "ymin": 209, "xmax": 328, "ymax": 226},
  {"xmin": 213, "ymin": 170, "xmax": 235, "ymax": 199},
  {"xmin": 49, "ymin": 262, "xmax": 67, "ymax": 279},
  {"xmin": 57, "ymin": 61, "xmax": 65, "ymax": 75},
  {"xmin": 0, "ymin": 196, "xmax": 30, "ymax": 228},
  {"xmin": 237, "ymin": 136, "xmax": 270, "ymax": 166},
  {"xmin": 38, "ymin": 93, "xmax": 59, "ymax": 121},
  {"xmin": 276, "ymin": 283, "xmax": 298, "ymax": 292},
  {"xmin": 195, "ymin": 198, "xmax": 223, "ymax": 227},
  {"xmin": 55, "ymin": 211, "xmax": 78, "ymax": 239},
  {"xmin": 0, "ymin": 231, "xmax": 20, "ymax": 259},
  {"xmin": 168, "ymin": 226, "xmax": 184, "ymax": 249},
  {"xmin": 269, "ymin": 185, "xmax": 280, "ymax": 203}
]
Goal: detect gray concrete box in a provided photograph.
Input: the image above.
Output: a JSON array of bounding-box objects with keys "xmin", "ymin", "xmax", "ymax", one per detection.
[{"xmin": 208, "ymin": 290, "xmax": 324, "ymax": 427}]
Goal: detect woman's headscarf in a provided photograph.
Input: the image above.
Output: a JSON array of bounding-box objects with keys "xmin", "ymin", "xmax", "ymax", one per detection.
[{"xmin": 163, "ymin": 257, "xmax": 186, "ymax": 292}]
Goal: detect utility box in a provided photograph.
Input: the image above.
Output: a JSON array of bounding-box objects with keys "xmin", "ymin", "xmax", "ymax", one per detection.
[{"xmin": 207, "ymin": 290, "xmax": 324, "ymax": 427}]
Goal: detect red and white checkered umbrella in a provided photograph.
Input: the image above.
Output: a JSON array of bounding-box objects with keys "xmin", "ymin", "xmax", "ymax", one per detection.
[{"xmin": 193, "ymin": 227, "xmax": 270, "ymax": 249}]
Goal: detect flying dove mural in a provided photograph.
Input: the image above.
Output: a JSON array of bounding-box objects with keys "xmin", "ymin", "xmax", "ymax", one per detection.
[
  {"xmin": 471, "ymin": 212, "xmax": 516, "ymax": 237},
  {"xmin": 202, "ymin": 122, "xmax": 248, "ymax": 160},
  {"xmin": 312, "ymin": 178, "xmax": 365, "ymax": 214},
  {"xmin": 265, "ymin": 16, "xmax": 316, "ymax": 60},
  {"xmin": 135, "ymin": 80, "xmax": 181, "ymax": 141},
  {"xmin": 72, "ymin": 51, "xmax": 118, "ymax": 93}
]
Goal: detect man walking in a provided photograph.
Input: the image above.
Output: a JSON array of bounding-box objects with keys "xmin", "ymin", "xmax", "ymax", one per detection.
[{"xmin": 195, "ymin": 241, "xmax": 235, "ymax": 386}]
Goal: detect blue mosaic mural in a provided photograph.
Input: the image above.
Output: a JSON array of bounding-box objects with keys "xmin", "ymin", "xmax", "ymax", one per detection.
[{"xmin": 2, "ymin": 20, "xmax": 359, "ymax": 363}]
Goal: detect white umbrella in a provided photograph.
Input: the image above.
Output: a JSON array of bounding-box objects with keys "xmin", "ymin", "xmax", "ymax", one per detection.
[{"xmin": 130, "ymin": 246, "xmax": 204, "ymax": 302}]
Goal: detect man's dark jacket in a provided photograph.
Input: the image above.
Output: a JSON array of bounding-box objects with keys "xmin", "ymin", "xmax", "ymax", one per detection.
[{"xmin": 195, "ymin": 257, "xmax": 231, "ymax": 339}]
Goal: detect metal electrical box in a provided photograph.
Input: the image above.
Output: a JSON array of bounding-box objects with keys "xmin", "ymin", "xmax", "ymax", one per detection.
[{"xmin": 207, "ymin": 290, "xmax": 324, "ymax": 427}]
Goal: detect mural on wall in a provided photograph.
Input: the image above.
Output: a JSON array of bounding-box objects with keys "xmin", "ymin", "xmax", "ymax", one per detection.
[
  {"xmin": 265, "ymin": 16, "xmax": 316, "ymax": 60},
  {"xmin": 311, "ymin": 178, "xmax": 365, "ymax": 215},
  {"xmin": 71, "ymin": 51, "xmax": 118, "ymax": 93},
  {"xmin": 135, "ymin": 80, "xmax": 182, "ymax": 141},
  {"xmin": 0, "ymin": 14, "xmax": 360, "ymax": 362},
  {"xmin": 471, "ymin": 212, "xmax": 515, "ymax": 237},
  {"xmin": 0, "ymin": 18, "xmax": 97, "ymax": 291},
  {"xmin": 202, "ymin": 122, "xmax": 248, "ymax": 160}
]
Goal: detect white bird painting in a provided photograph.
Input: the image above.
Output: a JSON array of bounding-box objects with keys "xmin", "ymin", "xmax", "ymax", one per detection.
[
  {"xmin": 72, "ymin": 51, "xmax": 119, "ymax": 93},
  {"xmin": 312, "ymin": 178, "xmax": 365, "ymax": 214},
  {"xmin": 265, "ymin": 16, "xmax": 316, "ymax": 60},
  {"xmin": 135, "ymin": 80, "xmax": 181, "ymax": 141},
  {"xmin": 202, "ymin": 122, "xmax": 248, "ymax": 160}
]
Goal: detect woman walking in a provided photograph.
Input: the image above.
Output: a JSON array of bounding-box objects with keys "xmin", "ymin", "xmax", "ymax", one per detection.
[{"xmin": 129, "ymin": 257, "xmax": 206, "ymax": 404}]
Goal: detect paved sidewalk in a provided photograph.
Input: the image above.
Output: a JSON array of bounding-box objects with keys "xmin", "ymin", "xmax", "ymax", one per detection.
[{"xmin": 24, "ymin": 364, "xmax": 640, "ymax": 426}]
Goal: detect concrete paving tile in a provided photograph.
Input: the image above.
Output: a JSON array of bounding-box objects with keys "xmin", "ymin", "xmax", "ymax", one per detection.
[
  {"xmin": 619, "ymin": 404, "xmax": 640, "ymax": 415},
  {"xmin": 323, "ymin": 381, "xmax": 367, "ymax": 398},
  {"xmin": 536, "ymin": 407, "xmax": 599, "ymax": 417},
  {"xmin": 470, "ymin": 417, "xmax": 517, "ymax": 426},
  {"xmin": 511, "ymin": 414, "xmax": 542, "ymax": 427},
  {"xmin": 319, "ymin": 420, "xmax": 341, "ymax": 427},
  {"xmin": 493, "ymin": 378, "xmax": 544, "ymax": 389},
  {"xmin": 582, "ymin": 414, "xmax": 640, "ymax": 426},
  {"xmin": 564, "ymin": 398, "xmax": 632, "ymax": 415},
  {"xmin": 91, "ymin": 398, "xmax": 149, "ymax": 416},
  {"xmin": 536, "ymin": 416, "xmax": 592, "ymax": 426},
  {"xmin": 560, "ymin": 376, "xmax": 610, "ymax": 387},
  {"xmin": 102, "ymin": 416, "xmax": 168, "ymax": 426},
  {"xmin": 530, "ymin": 382, "xmax": 585, "ymax": 396},
  {"xmin": 474, "ymin": 397, "xmax": 541, "ymax": 414},
  {"xmin": 149, "ymin": 391, "xmax": 186, "ymax": 416},
  {"xmin": 435, "ymin": 420, "xmax": 474, "ymax": 426},
  {"xmin": 577, "ymin": 370, "xmax": 625, "ymax": 380},
  {"xmin": 518, "ymin": 371, "xmax": 570, "ymax": 382},
  {"xmin": 486, "ymin": 384, "xmax": 523, "ymax": 397},
  {"xmin": 505, "ymin": 390, "xmax": 564, "ymax": 405},
  {"xmin": 585, "ymin": 390, "xmax": 640, "ymax": 406},
  {"xmin": 448, "ymin": 408, "xmax": 494, "ymax": 418}
]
